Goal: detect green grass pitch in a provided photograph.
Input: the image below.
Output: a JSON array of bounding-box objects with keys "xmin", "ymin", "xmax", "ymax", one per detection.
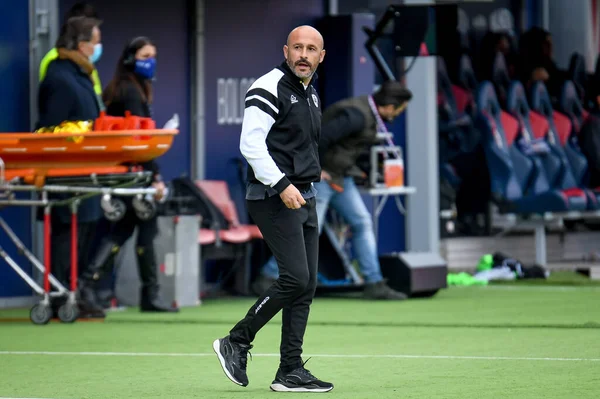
[{"xmin": 0, "ymin": 279, "xmax": 598, "ymax": 398}]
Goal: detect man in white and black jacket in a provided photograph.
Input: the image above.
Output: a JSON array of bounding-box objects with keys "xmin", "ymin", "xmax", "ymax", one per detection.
[{"xmin": 213, "ymin": 25, "xmax": 334, "ymax": 393}]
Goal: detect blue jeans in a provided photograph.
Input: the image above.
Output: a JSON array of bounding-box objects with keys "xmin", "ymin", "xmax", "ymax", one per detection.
[{"xmin": 260, "ymin": 177, "xmax": 383, "ymax": 283}]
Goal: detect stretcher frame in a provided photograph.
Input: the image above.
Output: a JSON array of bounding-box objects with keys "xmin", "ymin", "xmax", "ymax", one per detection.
[
  {"xmin": 0, "ymin": 159, "xmax": 161, "ymax": 325},
  {"xmin": 0, "ymin": 127, "xmax": 177, "ymax": 323}
]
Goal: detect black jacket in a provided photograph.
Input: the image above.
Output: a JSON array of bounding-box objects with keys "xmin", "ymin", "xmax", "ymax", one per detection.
[
  {"xmin": 319, "ymin": 96, "xmax": 376, "ymax": 188},
  {"xmin": 36, "ymin": 57, "xmax": 102, "ymax": 224},
  {"xmin": 105, "ymin": 79, "xmax": 160, "ymax": 180},
  {"xmin": 37, "ymin": 58, "xmax": 100, "ymax": 129},
  {"xmin": 240, "ymin": 61, "xmax": 322, "ymax": 196}
]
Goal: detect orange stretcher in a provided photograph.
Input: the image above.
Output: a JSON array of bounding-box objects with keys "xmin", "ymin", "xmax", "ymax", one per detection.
[
  {"xmin": 0, "ymin": 128, "xmax": 178, "ymax": 325},
  {"xmin": 0, "ymin": 129, "xmax": 176, "ymax": 169}
]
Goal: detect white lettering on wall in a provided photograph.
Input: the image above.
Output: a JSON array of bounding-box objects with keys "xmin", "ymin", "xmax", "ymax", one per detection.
[{"xmin": 217, "ymin": 77, "xmax": 256, "ymax": 125}]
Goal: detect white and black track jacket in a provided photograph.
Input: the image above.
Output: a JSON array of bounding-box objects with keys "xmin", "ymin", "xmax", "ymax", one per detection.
[{"xmin": 240, "ymin": 61, "xmax": 322, "ymax": 199}]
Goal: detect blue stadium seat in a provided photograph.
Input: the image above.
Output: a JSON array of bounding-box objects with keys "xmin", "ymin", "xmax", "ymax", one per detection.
[
  {"xmin": 507, "ymin": 81, "xmax": 579, "ymax": 189},
  {"xmin": 475, "ymin": 81, "xmax": 587, "ymax": 214},
  {"xmin": 559, "ymin": 80, "xmax": 590, "ymax": 134},
  {"xmin": 457, "ymin": 54, "xmax": 478, "ymax": 94},
  {"xmin": 567, "ymin": 53, "xmax": 587, "ymax": 104},
  {"xmin": 437, "ymin": 57, "xmax": 468, "ymax": 187},
  {"xmin": 437, "ymin": 57, "xmax": 474, "ymax": 122},
  {"xmin": 437, "ymin": 57, "xmax": 460, "ymax": 118},
  {"xmin": 491, "ymin": 52, "xmax": 511, "ymax": 107},
  {"xmin": 529, "ymin": 81, "xmax": 600, "ymax": 209}
]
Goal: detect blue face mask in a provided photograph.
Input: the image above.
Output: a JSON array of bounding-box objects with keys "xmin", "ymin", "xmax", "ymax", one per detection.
[
  {"xmin": 89, "ymin": 43, "xmax": 103, "ymax": 64},
  {"xmin": 134, "ymin": 57, "xmax": 157, "ymax": 79}
]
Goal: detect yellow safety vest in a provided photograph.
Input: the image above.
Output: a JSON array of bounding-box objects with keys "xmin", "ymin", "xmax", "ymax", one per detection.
[{"xmin": 39, "ymin": 47, "xmax": 103, "ymax": 96}]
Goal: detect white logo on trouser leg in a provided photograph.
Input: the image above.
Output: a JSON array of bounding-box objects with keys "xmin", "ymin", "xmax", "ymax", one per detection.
[{"xmin": 255, "ymin": 296, "xmax": 270, "ymax": 314}]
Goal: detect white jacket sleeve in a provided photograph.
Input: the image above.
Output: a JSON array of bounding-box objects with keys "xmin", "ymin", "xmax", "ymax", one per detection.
[{"xmin": 239, "ymin": 90, "xmax": 286, "ymax": 188}]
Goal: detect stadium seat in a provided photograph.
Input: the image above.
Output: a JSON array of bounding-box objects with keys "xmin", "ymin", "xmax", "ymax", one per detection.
[
  {"xmin": 437, "ymin": 57, "xmax": 466, "ymax": 188},
  {"xmin": 529, "ymin": 81, "xmax": 600, "ymax": 209},
  {"xmin": 438, "ymin": 57, "xmax": 474, "ymax": 121},
  {"xmin": 195, "ymin": 180, "xmax": 263, "ymax": 296},
  {"xmin": 559, "ymin": 80, "xmax": 590, "ymax": 134},
  {"xmin": 195, "ymin": 180, "xmax": 262, "ymax": 243},
  {"xmin": 491, "ymin": 51, "xmax": 511, "ymax": 107},
  {"xmin": 475, "ymin": 81, "xmax": 587, "ymax": 214},
  {"xmin": 507, "ymin": 81, "xmax": 581, "ymax": 191},
  {"xmin": 589, "ymin": 54, "xmax": 600, "ymax": 112},
  {"xmin": 567, "ymin": 52, "xmax": 588, "ymax": 105},
  {"xmin": 457, "ymin": 54, "xmax": 478, "ymax": 94}
]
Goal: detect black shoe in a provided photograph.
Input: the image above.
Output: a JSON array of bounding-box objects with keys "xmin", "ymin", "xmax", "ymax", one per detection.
[
  {"xmin": 140, "ymin": 298, "xmax": 179, "ymax": 312},
  {"xmin": 212, "ymin": 336, "xmax": 252, "ymax": 387},
  {"xmin": 140, "ymin": 285, "xmax": 179, "ymax": 312},
  {"xmin": 363, "ymin": 280, "xmax": 408, "ymax": 300},
  {"xmin": 77, "ymin": 280, "xmax": 105, "ymax": 313},
  {"xmin": 270, "ymin": 359, "xmax": 334, "ymax": 393}
]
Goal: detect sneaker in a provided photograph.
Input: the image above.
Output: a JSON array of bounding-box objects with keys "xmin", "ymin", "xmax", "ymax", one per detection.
[
  {"xmin": 363, "ymin": 280, "xmax": 408, "ymax": 300},
  {"xmin": 270, "ymin": 359, "xmax": 334, "ymax": 393},
  {"xmin": 212, "ymin": 336, "xmax": 252, "ymax": 387}
]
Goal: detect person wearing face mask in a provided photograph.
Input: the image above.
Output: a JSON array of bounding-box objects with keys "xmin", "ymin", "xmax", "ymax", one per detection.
[
  {"xmin": 39, "ymin": 2, "xmax": 104, "ymax": 105},
  {"xmin": 36, "ymin": 15, "xmax": 105, "ymax": 317},
  {"xmin": 77, "ymin": 36, "xmax": 178, "ymax": 315},
  {"xmin": 252, "ymin": 80, "xmax": 412, "ymax": 301}
]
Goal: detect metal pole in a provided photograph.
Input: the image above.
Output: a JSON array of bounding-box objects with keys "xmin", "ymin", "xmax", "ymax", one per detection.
[{"xmin": 404, "ymin": 0, "xmax": 439, "ymax": 253}]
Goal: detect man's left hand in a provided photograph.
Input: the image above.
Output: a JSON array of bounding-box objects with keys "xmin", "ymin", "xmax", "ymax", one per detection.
[{"xmin": 152, "ymin": 181, "xmax": 166, "ymax": 201}]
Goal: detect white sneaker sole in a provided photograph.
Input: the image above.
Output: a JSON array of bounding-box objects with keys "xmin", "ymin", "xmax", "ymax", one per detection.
[
  {"xmin": 212, "ymin": 339, "xmax": 244, "ymax": 386},
  {"xmin": 270, "ymin": 383, "xmax": 333, "ymax": 393}
]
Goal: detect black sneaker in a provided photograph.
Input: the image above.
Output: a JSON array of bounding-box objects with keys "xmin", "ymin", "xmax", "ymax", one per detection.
[
  {"xmin": 212, "ymin": 336, "xmax": 252, "ymax": 387},
  {"xmin": 363, "ymin": 280, "xmax": 408, "ymax": 300},
  {"xmin": 270, "ymin": 359, "xmax": 334, "ymax": 393}
]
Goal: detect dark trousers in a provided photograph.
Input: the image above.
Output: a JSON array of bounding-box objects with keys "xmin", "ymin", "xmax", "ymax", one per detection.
[
  {"xmin": 229, "ymin": 195, "xmax": 319, "ymax": 370},
  {"xmin": 85, "ymin": 206, "xmax": 159, "ymax": 297},
  {"xmin": 50, "ymin": 215, "xmax": 97, "ymax": 289}
]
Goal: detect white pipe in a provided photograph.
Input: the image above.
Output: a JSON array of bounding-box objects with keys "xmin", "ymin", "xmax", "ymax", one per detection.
[
  {"xmin": 542, "ymin": 0, "xmax": 550, "ymax": 30},
  {"xmin": 328, "ymin": 0, "xmax": 338, "ymax": 16}
]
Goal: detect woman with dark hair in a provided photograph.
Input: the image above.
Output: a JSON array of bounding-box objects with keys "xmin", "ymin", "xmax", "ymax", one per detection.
[
  {"xmin": 78, "ymin": 37, "xmax": 178, "ymax": 313},
  {"xmin": 37, "ymin": 15, "xmax": 105, "ymax": 317}
]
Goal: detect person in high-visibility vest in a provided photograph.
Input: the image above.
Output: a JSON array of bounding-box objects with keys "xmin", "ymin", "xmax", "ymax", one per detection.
[
  {"xmin": 40, "ymin": 48, "xmax": 103, "ymax": 96},
  {"xmin": 39, "ymin": 2, "xmax": 104, "ymax": 99}
]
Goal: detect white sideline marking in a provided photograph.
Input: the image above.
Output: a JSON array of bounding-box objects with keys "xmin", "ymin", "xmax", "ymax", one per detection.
[{"xmin": 0, "ymin": 351, "xmax": 598, "ymax": 362}]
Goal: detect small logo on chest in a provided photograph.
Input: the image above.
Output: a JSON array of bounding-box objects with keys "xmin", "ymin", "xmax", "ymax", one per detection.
[
  {"xmin": 290, "ymin": 94, "xmax": 298, "ymax": 104},
  {"xmin": 311, "ymin": 94, "xmax": 319, "ymax": 108}
]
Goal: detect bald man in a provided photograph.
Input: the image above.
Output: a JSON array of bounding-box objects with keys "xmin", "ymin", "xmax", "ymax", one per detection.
[{"xmin": 213, "ymin": 26, "xmax": 333, "ymax": 393}]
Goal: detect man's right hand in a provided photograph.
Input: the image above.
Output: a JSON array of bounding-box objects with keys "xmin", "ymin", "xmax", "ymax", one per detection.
[{"xmin": 280, "ymin": 185, "xmax": 306, "ymax": 209}]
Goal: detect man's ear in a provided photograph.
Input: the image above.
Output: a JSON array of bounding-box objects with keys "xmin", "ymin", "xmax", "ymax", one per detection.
[{"xmin": 283, "ymin": 44, "xmax": 289, "ymax": 60}]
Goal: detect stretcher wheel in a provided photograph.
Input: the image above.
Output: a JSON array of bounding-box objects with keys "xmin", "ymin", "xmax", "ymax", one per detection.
[
  {"xmin": 57, "ymin": 303, "xmax": 79, "ymax": 323},
  {"xmin": 132, "ymin": 195, "xmax": 157, "ymax": 220},
  {"xmin": 101, "ymin": 195, "xmax": 126, "ymax": 221},
  {"xmin": 30, "ymin": 304, "xmax": 52, "ymax": 325}
]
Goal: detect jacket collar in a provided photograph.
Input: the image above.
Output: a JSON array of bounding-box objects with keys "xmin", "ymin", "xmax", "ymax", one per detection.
[
  {"xmin": 57, "ymin": 48, "xmax": 95, "ymax": 80},
  {"xmin": 278, "ymin": 61, "xmax": 318, "ymax": 89}
]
